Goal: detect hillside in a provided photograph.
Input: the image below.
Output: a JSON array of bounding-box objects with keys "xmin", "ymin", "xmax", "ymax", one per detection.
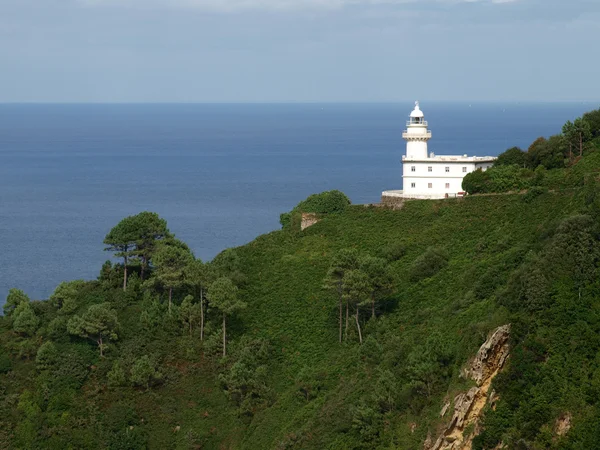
[
  {"xmin": 3, "ymin": 106, "xmax": 600, "ymax": 449},
  {"xmin": 2, "ymin": 176, "xmax": 600, "ymax": 449}
]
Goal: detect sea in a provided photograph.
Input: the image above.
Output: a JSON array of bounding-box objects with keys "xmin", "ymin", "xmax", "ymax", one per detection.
[{"xmin": 0, "ymin": 102, "xmax": 595, "ymax": 303}]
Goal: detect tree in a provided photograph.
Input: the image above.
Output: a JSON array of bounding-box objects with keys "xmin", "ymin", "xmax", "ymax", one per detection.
[
  {"xmin": 49, "ymin": 280, "xmax": 85, "ymax": 314},
  {"xmin": 12, "ymin": 302, "xmax": 39, "ymax": 336},
  {"xmin": 342, "ymin": 269, "xmax": 372, "ymax": 344},
  {"xmin": 179, "ymin": 295, "xmax": 202, "ymax": 335},
  {"xmin": 495, "ymin": 147, "xmax": 527, "ymax": 168},
  {"xmin": 359, "ymin": 256, "xmax": 394, "ymax": 319},
  {"xmin": 151, "ymin": 239, "xmax": 194, "ymax": 313},
  {"xmin": 323, "ymin": 248, "xmax": 360, "ymax": 343},
  {"xmin": 563, "ymin": 118, "xmax": 593, "ymax": 158},
  {"xmin": 280, "ymin": 190, "xmax": 351, "ymax": 229},
  {"xmin": 527, "ymin": 136, "xmax": 566, "ymax": 169},
  {"xmin": 67, "ymin": 303, "xmax": 119, "ymax": 357},
  {"xmin": 130, "ymin": 212, "xmax": 170, "ymax": 280},
  {"xmin": 3, "ymin": 288, "xmax": 30, "ymax": 316},
  {"xmin": 582, "ymin": 108, "xmax": 600, "ymax": 138},
  {"xmin": 107, "ymin": 361, "xmax": 127, "ymax": 387},
  {"xmin": 35, "ymin": 342, "xmax": 59, "ymax": 371},
  {"xmin": 185, "ymin": 259, "xmax": 211, "ymax": 340},
  {"xmin": 208, "ymin": 277, "xmax": 246, "ymax": 356},
  {"xmin": 211, "ymin": 248, "xmax": 246, "ymax": 287},
  {"xmin": 104, "ymin": 216, "xmax": 139, "ymax": 291},
  {"xmin": 462, "ymin": 168, "xmax": 490, "ymax": 194},
  {"xmin": 130, "ymin": 355, "xmax": 162, "ymax": 389}
]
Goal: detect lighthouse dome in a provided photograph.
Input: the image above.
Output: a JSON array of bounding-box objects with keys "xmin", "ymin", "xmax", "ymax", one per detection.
[{"xmin": 410, "ymin": 101, "xmax": 424, "ymax": 118}]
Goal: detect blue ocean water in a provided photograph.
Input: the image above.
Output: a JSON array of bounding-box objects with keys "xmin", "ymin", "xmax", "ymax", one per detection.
[{"xmin": 0, "ymin": 102, "xmax": 594, "ymax": 302}]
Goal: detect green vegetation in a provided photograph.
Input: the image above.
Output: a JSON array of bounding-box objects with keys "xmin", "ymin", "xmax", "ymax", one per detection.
[
  {"xmin": 280, "ymin": 189, "xmax": 350, "ymax": 230},
  {"xmin": 463, "ymin": 107, "xmax": 600, "ymax": 194},
  {"xmin": 3, "ymin": 107, "xmax": 600, "ymax": 449}
]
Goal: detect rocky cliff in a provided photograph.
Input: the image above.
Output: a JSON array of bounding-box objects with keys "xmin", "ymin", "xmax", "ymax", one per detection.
[{"xmin": 426, "ymin": 325, "xmax": 511, "ymax": 450}]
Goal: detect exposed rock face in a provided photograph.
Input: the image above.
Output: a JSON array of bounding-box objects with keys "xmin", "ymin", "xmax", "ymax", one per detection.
[
  {"xmin": 425, "ymin": 325, "xmax": 511, "ymax": 450},
  {"xmin": 555, "ymin": 412, "xmax": 572, "ymax": 437},
  {"xmin": 300, "ymin": 213, "xmax": 320, "ymax": 231}
]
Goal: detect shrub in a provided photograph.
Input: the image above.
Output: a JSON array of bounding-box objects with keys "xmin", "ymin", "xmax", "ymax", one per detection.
[
  {"xmin": 36, "ymin": 342, "xmax": 59, "ymax": 371},
  {"xmin": 522, "ymin": 186, "xmax": 548, "ymax": 203},
  {"xmin": 379, "ymin": 242, "xmax": 407, "ymax": 262},
  {"xmin": 130, "ymin": 355, "xmax": 163, "ymax": 389},
  {"xmin": 3, "ymin": 288, "xmax": 30, "ymax": 316},
  {"xmin": 0, "ymin": 352, "xmax": 11, "ymax": 374},
  {"xmin": 409, "ymin": 247, "xmax": 449, "ymax": 281},
  {"xmin": 462, "ymin": 169, "xmax": 490, "ymax": 194},
  {"xmin": 495, "ymin": 147, "xmax": 527, "ymax": 167},
  {"xmin": 294, "ymin": 190, "xmax": 351, "ymax": 215},
  {"xmin": 280, "ymin": 190, "xmax": 351, "ymax": 229},
  {"xmin": 12, "ymin": 302, "xmax": 39, "ymax": 336},
  {"xmin": 107, "ymin": 361, "xmax": 127, "ymax": 387}
]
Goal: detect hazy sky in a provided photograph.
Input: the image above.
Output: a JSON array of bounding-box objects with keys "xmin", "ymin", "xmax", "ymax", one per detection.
[{"xmin": 1, "ymin": 0, "xmax": 599, "ymax": 102}]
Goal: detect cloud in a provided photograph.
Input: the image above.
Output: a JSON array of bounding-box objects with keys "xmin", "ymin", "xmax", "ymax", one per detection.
[{"xmin": 77, "ymin": 0, "xmax": 520, "ymax": 13}]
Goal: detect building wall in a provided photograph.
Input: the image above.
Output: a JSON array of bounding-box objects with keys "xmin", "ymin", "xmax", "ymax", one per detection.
[
  {"xmin": 402, "ymin": 161, "xmax": 493, "ymax": 197},
  {"xmin": 406, "ymin": 140, "xmax": 428, "ymax": 159}
]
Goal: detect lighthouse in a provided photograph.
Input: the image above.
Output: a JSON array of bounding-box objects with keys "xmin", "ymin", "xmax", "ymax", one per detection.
[
  {"xmin": 403, "ymin": 102, "xmax": 432, "ymax": 160},
  {"xmin": 381, "ymin": 102, "xmax": 497, "ymax": 203}
]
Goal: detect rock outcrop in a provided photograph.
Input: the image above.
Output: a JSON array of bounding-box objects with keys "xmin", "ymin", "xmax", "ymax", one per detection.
[
  {"xmin": 300, "ymin": 213, "xmax": 320, "ymax": 230},
  {"xmin": 425, "ymin": 325, "xmax": 511, "ymax": 450}
]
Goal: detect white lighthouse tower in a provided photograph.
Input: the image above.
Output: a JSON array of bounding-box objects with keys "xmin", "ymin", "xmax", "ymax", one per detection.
[
  {"xmin": 381, "ymin": 102, "xmax": 497, "ymax": 203},
  {"xmin": 403, "ymin": 102, "xmax": 432, "ymax": 159}
]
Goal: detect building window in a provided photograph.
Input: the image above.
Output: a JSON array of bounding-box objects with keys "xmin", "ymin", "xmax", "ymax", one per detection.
[
  {"xmin": 428, "ymin": 166, "xmax": 432, "ymax": 172},
  {"xmin": 411, "ymin": 183, "xmax": 416, "ymax": 188},
  {"xmin": 462, "ymin": 167, "xmax": 467, "ymax": 173},
  {"xmin": 428, "ymin": 183, "xmax": 432, "ymax": 189},
  {"xmin": 411, "ymin": 166, "xmax": 416, "ymax": 172},
  {"xmin": 445, "ymin": 183, "xmax": 450, "ymax": 189},
  {"xmin": 445, "ymin": 167, "xmax": 450, "ymax": 173}
]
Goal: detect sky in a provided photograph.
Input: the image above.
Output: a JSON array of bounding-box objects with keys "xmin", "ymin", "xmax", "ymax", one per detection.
[{"xmin": 1, "ymin": 0, "xmax": 599, "ymax": 103}]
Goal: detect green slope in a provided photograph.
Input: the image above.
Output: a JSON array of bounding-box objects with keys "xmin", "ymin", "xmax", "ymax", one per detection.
[{"xmin": 3, "ymin": 160, "xmax": 600, "ymax": 449}]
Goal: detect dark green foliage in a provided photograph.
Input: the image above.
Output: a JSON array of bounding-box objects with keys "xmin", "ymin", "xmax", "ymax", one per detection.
[
  {"xmin": 7, "ymin": 144, "xmax": 600, "ymax": 449},
  {"xmin": 495, "ymin": 146, "xmax": 527, "ymax": 167},
  {"xmin": 409, "ymin": 247, "xmax": 448, "ymax": 281},
  {"xmin": 280, "ymin": 190, "xmax": 351, "ymax": 229},
  {"xmin": 295, "ymin": 366, "xmax": 325, "ymax": 402},
  {"xmin": 563, "ymin": 118, "xmax": 593, "ymax": 158},
  {"xmin": 292, "ymin": 189, "xmax": 351, "ymax": 215},
  {"xmin": 527, "ymin": 135, "xmax": 566, "ymax": 169},
  {"xmin": 107, "ymin": 360, "xmax": 127, "ymax": 387},
  {"xmin": 379, "ymin": 241, "xmax": 407, "ymax": 262},
  {"xmin": 219, "ymin": 338, "xmax": 272, "ymax": 416},
  {"xmin": 583, "ymin": 108, "xmax": 600, "ymax": 138},
  {"xmin": 35, "ymin": 341, "xmax": 59, "ymax": 371},
  {"xmin": 130, "ymin": 355, "xmax": 163, "ymax": 389},
  {"xmin": 12, "ymin": 301, "xmax": 39, "ymax": 336},
  {"xmin": 68, "ymin": 302, "xmax": 120, "ymax": 356},
  {"xmin": 462, "ymin": 168, "xmax": 490, "ymax": 194},
  {"xmin": 3, "ymin": 288, "xmax": 29, "ymax": 316},
  {"xmin": 0, "ymin": 351, "xmax": 11, "ymax": 373}
]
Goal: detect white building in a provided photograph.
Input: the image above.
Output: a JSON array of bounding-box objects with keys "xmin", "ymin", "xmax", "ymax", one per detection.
[{"xmin": 382, "ymin": 102, "xmax": 496, "ymax": 201}]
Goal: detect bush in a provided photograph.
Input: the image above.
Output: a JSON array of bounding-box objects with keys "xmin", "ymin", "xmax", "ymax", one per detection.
[
  {"xmin": 280, "ymin": 190, "xmax": 351, "ymax": 229},
  {"xmin": 409, "ymin": 247, "xmax": 449, "ymax": 281},
  {"xmin": 36, "ymin": 342, "xmax": 59, "ymax": 371},
  {"xmin": 107, "ymin": 361, "xmax": 127, "ymax": 387},
  {"xmin": 522, "ymin": 186, "xmax": 548, "ymax": 203},
  {"xmin": 294, "ymin": 190, "xmax": 351, "ymax": 215},
  {"xmin": 379, "ymin": 242, "xmax": 407, "ymax": 262},
  {"xmin": 462, "ymin": 169, "xmax": 490, "ymax": 194},
  {"xmin": 495, "ymin": 147, "xmax": 526, "ymax": 167},
  {"xmin": 0, "ymin": 352, "xmax": 11, "ymax": 373},
  {"xmin": 130, "ymin": 355, "xmax": 163, "ymax": 389}
]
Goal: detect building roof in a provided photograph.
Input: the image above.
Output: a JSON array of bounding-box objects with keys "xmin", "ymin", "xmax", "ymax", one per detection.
[
  {"xmin": 410, "ymin": 101, "xmax": 424, "ymax": 118},
  {"xmin": 402, "ymin": 155, "xmax": 497, "ymax": 163}
]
